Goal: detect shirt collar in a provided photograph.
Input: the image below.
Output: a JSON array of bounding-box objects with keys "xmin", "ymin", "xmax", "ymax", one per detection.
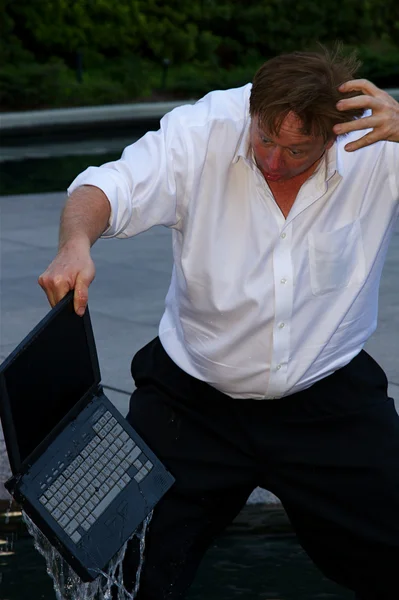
[{"xmin": 232, "ymin": 117, "xmax": 252, "ymax": 164}]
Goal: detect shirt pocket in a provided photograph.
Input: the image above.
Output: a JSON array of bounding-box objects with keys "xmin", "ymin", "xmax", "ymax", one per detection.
[{"xmin": 308, "ymin": 221, "xmax": 365, "ymax": 296}]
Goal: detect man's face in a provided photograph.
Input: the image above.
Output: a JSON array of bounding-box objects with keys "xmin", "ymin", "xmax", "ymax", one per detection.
[{"xmin": 250, "ymin": 112, "xmax": 335, "ymax": 183}]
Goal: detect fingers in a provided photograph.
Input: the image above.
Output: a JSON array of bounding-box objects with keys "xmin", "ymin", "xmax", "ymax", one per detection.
[
  {"xmin": 38, "ymin": 271, "xmax": 72, "ymax": 308},
  {"xmin": 338, "ymin": 78, "xmax": 384, "ymax": 97},
  {"xmin": 341, "ymin": 131, "xmax": 379, "ymax": 152},
  {"xmin": 73, "ymin": 271, "xmax": 92, "ymax": 316},
  {"xmin": 333, "ymin": 115, "xmax": 376, "ymax": 136},
  {"xmin": 38, "ymin": 251, "xmax": 95, "ymax": 316},
  {"xmin": 333, "ymin": 79, "xmax": 399, "ymax": 148},
  {"xmin": 336, "ymin": 94, "xmax": 379, "ymax": 112}
]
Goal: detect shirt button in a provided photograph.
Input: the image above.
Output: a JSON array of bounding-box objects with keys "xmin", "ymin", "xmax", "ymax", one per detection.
[
  {"xmin": 279, "ymin": 322, "xmax": 285, "ymax": 329},
  {"xmin": 276, "ymin": 364, "xmax": 282, "ymax": 371},
  {"xmin": 280, "ymin": 278, "xmax": 287, "ymax": 284},
  {"xmin": 280, "ymin": 233, "xmax": 286, "ymax": 239}
]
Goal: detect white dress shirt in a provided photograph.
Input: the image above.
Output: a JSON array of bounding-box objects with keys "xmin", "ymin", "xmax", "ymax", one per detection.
[{"xmin": 68, "ymin": 84, "xmax": 399, "ymax": 399}]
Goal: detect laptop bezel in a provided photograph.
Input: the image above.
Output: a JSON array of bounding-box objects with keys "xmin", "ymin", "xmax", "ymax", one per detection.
[{"xmin": 0, "ymin": 291, "xmax": 101, "ymax": 476}]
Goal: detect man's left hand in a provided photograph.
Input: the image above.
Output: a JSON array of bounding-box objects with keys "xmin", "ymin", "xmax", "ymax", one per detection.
[{"xmin": 332, "ymin": 79, "xmax": 399, "ymax": 151}]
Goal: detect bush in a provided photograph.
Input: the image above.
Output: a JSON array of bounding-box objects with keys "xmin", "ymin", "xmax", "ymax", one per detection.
[
  {"xmin": 356, "ymin": 45, "xmax": 399, "ymax": 88},
  {"xmin": 0, "ymin": 56, "xmax": 153, "ymax": 110},
  {"xmin": 0, "ymin": 61, "xmax": 70, "ymax": 110}
]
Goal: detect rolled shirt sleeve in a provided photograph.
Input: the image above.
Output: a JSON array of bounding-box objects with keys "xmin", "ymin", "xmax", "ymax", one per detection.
[{"xmin": 67, "ymin": 109, "xmax": 188, "ymax": 238}]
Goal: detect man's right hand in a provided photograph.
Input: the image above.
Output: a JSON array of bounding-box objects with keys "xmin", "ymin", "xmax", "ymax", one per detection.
[{"xmin": 38, "ymin": 238, "xmax": 96, "ymax": 316}]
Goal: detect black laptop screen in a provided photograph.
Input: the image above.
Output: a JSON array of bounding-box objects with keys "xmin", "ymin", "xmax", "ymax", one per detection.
[{"xmin": 2, "ymin": 295, "xmax": 100, "ymax": 469}]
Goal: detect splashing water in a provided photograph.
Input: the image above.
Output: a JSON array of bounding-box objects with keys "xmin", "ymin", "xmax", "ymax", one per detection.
[
  {"xmin": 22, "ymin": 511, "xmax": 153, "ymax": 599},
  {"xmin": 4, "ymin": 497, "xmax": 14, "ymax": 525}
]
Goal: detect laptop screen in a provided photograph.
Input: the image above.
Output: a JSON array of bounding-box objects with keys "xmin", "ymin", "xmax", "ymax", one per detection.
[{"xmin": 0, "ymin": 292, "xmax": 100, "ymax": 472}]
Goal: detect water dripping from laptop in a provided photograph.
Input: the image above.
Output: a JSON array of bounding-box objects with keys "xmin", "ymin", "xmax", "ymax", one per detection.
[{"xmin": 23, "ymin": 510, "xmax": 153, "ymax": 599}]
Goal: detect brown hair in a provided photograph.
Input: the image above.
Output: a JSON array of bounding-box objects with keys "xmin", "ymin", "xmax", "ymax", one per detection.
[{"xmin": 249, "ymin": 45, "xmax": 364, "ymax": 141}]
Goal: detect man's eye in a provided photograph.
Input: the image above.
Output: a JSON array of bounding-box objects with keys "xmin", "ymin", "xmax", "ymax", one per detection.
[
  {"xmin": 289, "ymin": 149, "xmax": 303, "ymax": 156},
  {"xmin": 261, "ymin": 137, "xmax": 272, "ymax": 144}
]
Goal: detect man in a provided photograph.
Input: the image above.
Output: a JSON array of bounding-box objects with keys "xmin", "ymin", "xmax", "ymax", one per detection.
[{"xmin": 39, "ymin": 48, "xmax": 399, "ymax": 599}]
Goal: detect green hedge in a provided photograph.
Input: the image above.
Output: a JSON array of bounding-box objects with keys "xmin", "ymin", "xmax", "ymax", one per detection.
[{"xmin": 0, "ymin": 46, "xmax": 398, "ymax": 112}]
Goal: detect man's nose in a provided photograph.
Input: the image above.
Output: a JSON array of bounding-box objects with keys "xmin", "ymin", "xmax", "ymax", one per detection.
[{"xmin": 267, "ymin": 147, "xmax": 283, "ymax": 171}]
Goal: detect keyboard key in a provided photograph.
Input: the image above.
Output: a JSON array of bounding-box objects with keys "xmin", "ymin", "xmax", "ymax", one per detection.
[
  {"xmin": 120, "ymin": 431, "xmax": 129, "ymax": 442},
  {"xmin": 92, "ymin": 486, "xmax": 121, "ymax": 519},
  {"xmin": 54, "ymin": 490, "xmax": 64, "ymax": 502},
  {"xmin": 103, "ymin": 466, "xmax": 112, "ymax": 477},
  {"xmin": 99, "ymin": 455, "xmax": 108, "ymax": 467},
  {"xmin": 81, "ymin": 520, "xmax": 92, "ymax": 531},
  {"xmin": 71, "ymin": 456, "xmax": 83, "ymax": 470},
  {"xmin": 62, "ymin": 497, "xmax": 73, "ymax": 509},
  {"xmin": 70, "ymin": 472, "xmax": 80, "ymax": 484},
  {"xmin": 65, "ymin": 519, "xmax": 79, "ymax": 536},
  {"xmin": 110, "ymin": 471, "xmax": 119, "ymax": 483},
  {"xmin": 70, "ymin": 531, "xmax": 81, "ymax": 544},
  {"xmin": 97, "ymin": 472, "xmax": 107, "ymax": 485},
  {"xmin": 75, "ymin": 512, "xmax": 85, "ymax": 525},
  {"xmin": 58, "ymin": 514, "xmax": 70, "ymax": 528},
  {"xmin": 80, "ymin": 506, "xmax": 90, "ymax": 518},
  {"xmin": 80, "ymin": 461, "xmax": 90, "ymax": 474},
  {"xmin": 48, "ymin": 483, "xmax": 59, "ymax": 496},
  {"xmin": 81, "ymin": 475, "xmax": 92, "ymax": 487},
  {"xmin": 124, "ymin": 438, "xmax": 136, "ymax": 450},
  {"xmin": 98, "ymin": 415, "xmax": 108, "ymax": 428},
  {"xmin": 66, "ymin": 507, "xmax": 76, "ymax": 520},
  {"xmin": 102, "ymin": 481, "xmax": 111, "ymax": 494},
  {"xmin": 63, "ymin": 466, "xmax": 73, "ymax": 478},
  {"xmin": 85, "ymin": 470, "xmax": 95, "ymax": 483},
  {"xmin": 48, "ymin": 497, "xmax": 58, "ymax": 509},
  {"xmin": 109, "ymin": 457, "xmax": 120, "ymax": 470},
  {"xmin": 64, "ymin": 479, "xmax": 74, "ymax": 491},
  {"xmin": 82, "ymin": 490, "xmax": 92, "ymax": 502},
  {"xmin": 59, "ymin": 484, "xmax": 69, "ymax": 496},
  {"xmin": 116, "ymin": 478, "xmax": 128, "ymax": 490},
  {"xmin": 98, "ymin": 427, "xmax": 108, "ymax": 439},
  {"xmin": 52, "ymin": 508, "xmax": 62, "ymax": 520},
  {"xmin": 111, "ymin": 424, "xmax": 123, "ymax": 437},
  {"xmin": 76, "ymin": 496, "xmax": 85, "ymax": 508},
  {"xmin": 87, "ymin": 483, "xmax": 96, "ymax": 495},
  {"xmin": 126, "ymin": 447, "xmax": 141, "ymax": 464},
  {"xmin": 87, "ymin": 514, "xmax": 96, "ymax": 526},
  {"xmin": 87, "ymin": 499, "xmax": 96, "ymax": 512},
  {"xmin": 145, "ymin": 460, "xmax": 153, "ymax": 471},
  {"xmin": 134, "ymin": 471, "xmax": 145, "ymax": 483}
]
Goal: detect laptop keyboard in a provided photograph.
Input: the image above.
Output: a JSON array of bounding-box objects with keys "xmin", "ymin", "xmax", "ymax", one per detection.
[{"xmin": 38, "ymin": 410, "xmax": 154, "ymax": 544}]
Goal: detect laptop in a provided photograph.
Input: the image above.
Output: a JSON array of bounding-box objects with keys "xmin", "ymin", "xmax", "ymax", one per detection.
[{"xmin": 0, "ymin": 291, "xmax": 175, "ymax": 581}]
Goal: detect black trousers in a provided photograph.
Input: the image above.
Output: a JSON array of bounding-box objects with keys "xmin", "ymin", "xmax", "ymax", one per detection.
[{"xmin": 120, "ymin": 337, "xmax": 399, "ymax": 599}]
